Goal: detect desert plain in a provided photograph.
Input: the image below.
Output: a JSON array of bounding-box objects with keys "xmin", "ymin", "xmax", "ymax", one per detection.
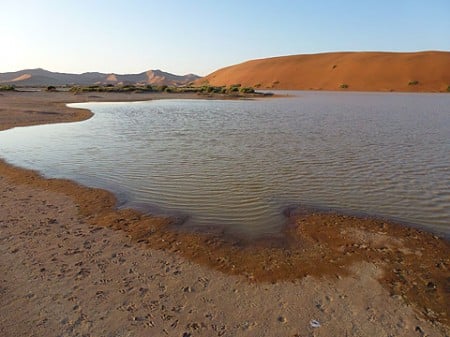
[{"xmin": 0, "ymin": 89, "xmax": 449, "ymax": 337}]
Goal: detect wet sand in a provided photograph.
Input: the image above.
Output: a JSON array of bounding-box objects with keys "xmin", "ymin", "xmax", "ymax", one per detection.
[{"xmin": 0, "ymin": 90, "xmax": 449, "ymax": 336}]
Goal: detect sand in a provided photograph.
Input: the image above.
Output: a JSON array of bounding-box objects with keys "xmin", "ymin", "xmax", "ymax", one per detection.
[
  {"xmin": 0, "ymin": 90, "xmax": 449, "ymax": 336},
  {"xmin": 198, "ymin": 51, "xmax": 450, "ymax": 92},
  {"xmin": 0, "ymin": 90, "xmax": 218, "ymax": 131}
]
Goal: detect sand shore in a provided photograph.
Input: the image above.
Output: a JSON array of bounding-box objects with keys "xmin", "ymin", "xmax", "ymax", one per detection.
[{"xmin": 1, "ymin": 91, "xmax": 449, "ymax": 336}]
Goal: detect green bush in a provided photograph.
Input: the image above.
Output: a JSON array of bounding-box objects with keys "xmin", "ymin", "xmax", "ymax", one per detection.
[
  {"xmin": 340, "ymin": 83, "xmax": 349, "ymax": 89},
  {"xmin": 154, "ymin": 85, "xmax": 167, "ymax": 92},
  {"xmin": 239, "ymin": 87, "xmax": 255, "ymax": 94},
  {"xmin": 69, "ymin": 86, "xmax": 81, "ymax": 93},
  {"xmin": 205, "ymin": 85, "xmax": 214, "ymax": 93},
  {"xmin": 46, "ymin": 85, "xmax": 57, "ymax": 91},
  {"xmin": 120, "ymin": 85, "xmax": 137, "ymax": 92},
  {"xmin": 0, "ymin": 84, "xmax": 15, "ymax": 91},
  {"xmin": 447, "ymin": 85, "xmax": 450, "ymax": 92},
  {"xmin": 408, "ymin": 80, "xmax": 419, "ymax": 86},
  {"xmin": 199, "ymin": 85, "xmax": 223, "ymax": 93}
]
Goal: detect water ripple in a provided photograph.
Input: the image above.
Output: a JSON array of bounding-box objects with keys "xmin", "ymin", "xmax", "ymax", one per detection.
[{"xmin": 0, "ymin": 92, "xmax": 449, "ymax": 237}]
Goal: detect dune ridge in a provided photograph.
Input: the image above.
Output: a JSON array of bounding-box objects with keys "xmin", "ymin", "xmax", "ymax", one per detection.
[
  {"xmin": 198, "ymin": 51, "xmax": 450, "ymax": 92},
  {"xmin": 0, "ymin": 68, "xmax": 200, "ymax": 87}
]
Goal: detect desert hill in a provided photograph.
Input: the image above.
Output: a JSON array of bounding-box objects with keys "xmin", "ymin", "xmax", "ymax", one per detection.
[
  {"xmin": 197, "ymin": 51, "xmax": 450, "ymax": 92},
  {"xmin": 0, "ymin": 68, "xmax": 199, "ymax": 87}
]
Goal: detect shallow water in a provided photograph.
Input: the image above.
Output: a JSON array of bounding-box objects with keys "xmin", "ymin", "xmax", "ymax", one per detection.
[{"xmin": 1, "ymin": 91, "xmax": 449, "ymax": 237}]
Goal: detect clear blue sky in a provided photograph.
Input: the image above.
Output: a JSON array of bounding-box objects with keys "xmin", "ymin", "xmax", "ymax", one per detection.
[{"xmin": 1, "ymin": 0, "xmax": 449, "ymax": 76}]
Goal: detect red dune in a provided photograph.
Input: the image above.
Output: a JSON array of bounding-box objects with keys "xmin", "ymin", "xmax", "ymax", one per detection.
[
  {"xmin": 10, "ymin": 73, "xmax": 32, "ymax": 82},
  {"xmin": 198, "ymin": 51, "xmax": 450, "ymax": 92}
]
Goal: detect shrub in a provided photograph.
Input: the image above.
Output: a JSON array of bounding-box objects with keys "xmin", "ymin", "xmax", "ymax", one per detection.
[
  {"xmin": 408, "ymin": 80, "xmax": 419, "ymax": 86},
  {"xmin": 121, "ymin": 85, "xmax": 134, "ymax": 90},
  {"xmin": 46, "ymin": 85, "xmax": 57, "ymax": 91},
  {"xmin": 155, "ymin": 85, "xmax": 167, "ymax": 92},
  {"xmin": 0, "ymin": 84, "xmax": 15, "ymax": 91},
  {"xmin": 210, "ymin": 86, "xmax": 223, "ymax": 93},
  {"xmin": 198, "ymin": 85, "xmax": 222, "ymax": 93},
  {"xmin": 340, "ymin": 83, "xmax": 349, "ymax": 89},
  {"xmin": 447, "ymin": 85, "xmax": 450, "ymax": 92},
  {"xmin": 239, "ymin": 87, "xmax": 255, "ymax": 94},
  {"xmin": 69, "ymin": 86, "xmax": 81, "ymax": 93},
  {"xmin": 228, "ymin": 85, "xmax": 240, "ymax": 92}
]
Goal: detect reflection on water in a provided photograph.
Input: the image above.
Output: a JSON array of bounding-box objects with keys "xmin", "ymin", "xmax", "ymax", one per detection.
[{"xmin": 1, "ymin": 91, "xmax": 449, "ymax": 237}]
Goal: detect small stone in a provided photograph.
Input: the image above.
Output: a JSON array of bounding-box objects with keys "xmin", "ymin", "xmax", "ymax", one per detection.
[
  {"xmin": 310, "ymin": 319, "xmax": 321, "ymax": 328},
  {"xmin": 278, "ymin": 316, "xmax": 287, "ymax": 323},
  {"xmin": 426, "ymin": 281, "xmax": 436, "ymax": 290},
  {"xmin": 435, "ymin": 262, "xmax": 445, "ymax": 269}
]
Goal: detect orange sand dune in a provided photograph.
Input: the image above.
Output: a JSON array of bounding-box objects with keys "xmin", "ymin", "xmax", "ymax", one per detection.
[
  {"xmin": 10, "ymin": 73, "xmax": 32, "ymax": 82},
  {"xmin": 198, "ymin": 51, "xmax": 450, "ymax": 92}
]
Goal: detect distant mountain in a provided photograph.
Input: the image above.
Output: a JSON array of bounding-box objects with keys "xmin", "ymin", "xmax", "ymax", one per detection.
[
  {"xmin": 0, "ymin": 68, "xmax": 200, "ymax": 86},
  {"xmin": 197, "ymin": 51, "xmax": 450, "ymax": 92}
]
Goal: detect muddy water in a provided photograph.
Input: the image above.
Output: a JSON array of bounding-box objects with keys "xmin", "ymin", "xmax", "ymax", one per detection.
[{"xmin": 1, "ymin": 91, "xmax": 449, "ymax": 237}]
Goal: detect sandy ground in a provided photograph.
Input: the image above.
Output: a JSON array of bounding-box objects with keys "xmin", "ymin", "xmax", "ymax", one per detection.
[
  {"xmin": 0, "ymin": 91, "xmax": 449, "ymax": 336},
  {"xmin": 0, "ymin": 90, "xmax": 218, "ymax": 131},
  {"xmin": 199, "ymin": 51, "xmax": 450, "ymax": 92}
]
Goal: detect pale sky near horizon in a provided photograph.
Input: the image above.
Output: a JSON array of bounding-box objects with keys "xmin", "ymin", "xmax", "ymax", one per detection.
[{"xmin": 1, "ymin": 0, "xmax": 449, "ymax": 76}]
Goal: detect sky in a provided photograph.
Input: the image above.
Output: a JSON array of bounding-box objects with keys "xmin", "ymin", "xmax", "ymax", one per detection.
[{"xmin": 1, "ymin": 0, "xmax": 449, "ymax": 76}]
